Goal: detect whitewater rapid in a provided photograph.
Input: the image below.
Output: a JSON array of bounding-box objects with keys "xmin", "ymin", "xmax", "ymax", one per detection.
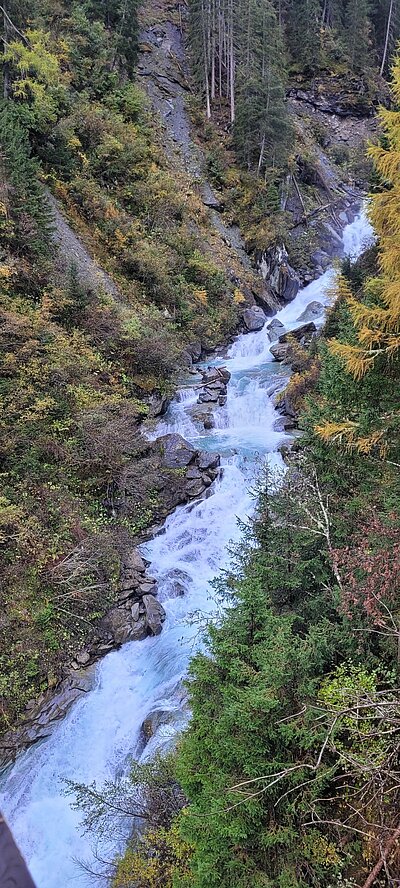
[{"xmin": 0, "ymin": 210, "xmax": 373, "ymax": 887}]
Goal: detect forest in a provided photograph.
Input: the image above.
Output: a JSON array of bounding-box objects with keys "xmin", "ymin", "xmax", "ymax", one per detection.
[{"xmin": 0, "ymin": 0, "xmax": 400, "ymax": 887}]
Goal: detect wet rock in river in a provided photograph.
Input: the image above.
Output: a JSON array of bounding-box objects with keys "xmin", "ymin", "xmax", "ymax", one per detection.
[
  {"xmin": 142, "ymin": 594, "xmax": 166, "ymax": 636},
  {"xmin": 267, "ymin": 319, "xmax": 286, "ymax": 342},
  {"xmin": 243, "ymin": 306, "xmax": 266, "ymax": 331},
  {"xmin": 296, "ymin": 301, "xmax": 324, "ymax": 322},
  {"xmin": 156, "ymin": 433, "xmax": 196, "ymax": 468}
]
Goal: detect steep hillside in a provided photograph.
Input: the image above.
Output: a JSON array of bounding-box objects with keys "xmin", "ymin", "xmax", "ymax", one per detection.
[{"xmin": 0, "ymin": 0, "xmax": 378, "ymax": 758}]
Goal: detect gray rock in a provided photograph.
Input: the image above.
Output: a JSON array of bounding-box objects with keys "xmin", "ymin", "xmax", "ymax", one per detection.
[
  {"xmin": 204, "ymin": 416, "xmax": 215, "ymax": 430},
  {"xmin": 129, "ymin": 615, "xmax": 149, "ymax": 641},
  {"xmin": 131, "ymin": 601, "xmax": 141, "ymax": 621},
  {"xmin": 142, "ymin": 595, "xmax": 166, "ymax": 636},
  {"xmin": 197, "ymin": 451, "xmax": 220, "ymax": 471},
  {"xmin": 138, "ymin": 581, "xmax": 158, "ymax": 594},
  {"xmin": 75, "ymin": 650, "xmax": 90, "ymax": 666},
  {"xmin": 279, "ymin": 322, "xmax": 317, "ymax": 343},
  {"xmin": 296, "ymin": 301, "xmax": 324, "ymax": 323},
  {"xmin": 124, "ymin": 549, "xmax": 146, "ymax": 574},
  {"xmin": 186, "ymin": 466, "xmax": 204, "ymax": 481},
  {"xmin": 260, "ymin": 244, "xmax": 300, "ymax": 303},
  {"xmin": 267, "ymin": 319, "xmax": 286, "ymax": 342},
  {"xmin": 186, "ymin": 479, "xmax": 206, "ymax": 498},
  {"xmin": 188, "ymin": 341, "xmax": 202, "ymax": 361},
  {"xmin": 104, "ymin": 607, "xmax": 136, "ymax": 645},
  {"xmin": 311, "ymin": 250, "xmax": 330, "ymax": 271},
  {"xmin": 156, "ymin": 433, "xmax": 196, "ymax": 468},
  {"xmin": 243, "ymin": 306, "xmax": 266, "ymax": 332},
  {"xmin": 218, "ymin": 367, "xmax": 231, "ymax": 383},
  {"xmin": 199, "ymin": 389, "xmax": 220, "ymax": 403},
  {"xmin": 201, "ymin": 368, "xmax": 221, "ymax": 385},
  {"xmin": 270, "ymin": 342, "xmax": 290, "ymax": 362}
]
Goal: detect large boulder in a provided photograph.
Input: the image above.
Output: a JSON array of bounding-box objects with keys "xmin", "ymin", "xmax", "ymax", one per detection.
[
  {"xmin": 279, "ymin": 322, "xmax": 317, "ymax": 343},
  {"xmin": 155, "ymin": 433, "xmax": 196, "ymax": 468},
  {"xmin": 267, "ymin": 319, "xmax": 286, "ymax": 342},
  {"xmin": 296, "ymin": 301, "xmax": 324, "ymax": 322},
  {"xmin": 243, "ymin": 306, "xmax": 266, "ymax": 332},
  {"xmin": 259, "ymin": 244, "xmax": 300, "ymax": 303},
  {"xmin": 105, "ymin": 606, "xmax": 147, "ymax": 645},
  {"xmin": 269, "ymin": 342, "xmax": 290, "ymax": 362},
  {"xmin": 142, "ymin": 594, "xmax": 166, "ymax": 636}
]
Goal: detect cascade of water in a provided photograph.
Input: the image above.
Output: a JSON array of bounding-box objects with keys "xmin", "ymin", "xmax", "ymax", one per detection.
[{"xmin": 0, "ymin": 210, "xmax": 374, "ymax": 888}]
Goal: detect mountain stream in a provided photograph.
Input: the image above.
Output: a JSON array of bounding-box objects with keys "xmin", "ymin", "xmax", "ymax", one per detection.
[{"xmin": 0, "ymin": 210, "xmax": 374, "ymax": 887}]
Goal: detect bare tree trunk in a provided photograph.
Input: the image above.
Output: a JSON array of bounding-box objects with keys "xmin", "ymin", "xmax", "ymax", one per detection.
[
  {"xmin": 380, "ymin": 0, "xmax": 394, "ymax": 76},
  {"xmin": 228, "ymin": 0, "xmax": 235, "ymax": 123},
  {"xmin": 361, "ymin": 821, "xmax": 400, "ymax": 888},
  {"xmin": 211, "ymin": 0, "xmax": 216, "ymax": 100},
  {"xmin": 201, "ymin": 0, "xmax": 211, "ymax": 117},
  {"xmin": 3, "ymin": 1, "xmax": 10, "ymax": 98},
  {"xmin": 1, "ymin": 0, "xmax": 30, "ymax": 97}
]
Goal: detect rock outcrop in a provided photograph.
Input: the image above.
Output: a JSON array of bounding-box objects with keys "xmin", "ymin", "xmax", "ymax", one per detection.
[
  {"xmin": 270, "ymin": 322, "xmax": 317, "ymax": 363},
  {"xmin": 259, "ymin": 244, "xmax": 300, "ymax": 303},
  {"xmin": 243, "ymin": 306, "xmax": 266, "ymax": 332}
]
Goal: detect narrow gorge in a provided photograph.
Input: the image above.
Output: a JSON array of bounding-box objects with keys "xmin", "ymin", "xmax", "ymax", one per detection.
[{"xmin": 0, "ymin": 208, "xmax": 374, "ymax": 886}]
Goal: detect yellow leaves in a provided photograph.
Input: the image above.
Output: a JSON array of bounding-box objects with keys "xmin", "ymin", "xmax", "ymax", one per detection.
[
  {"xmin": 233, "ymin": 288, "xmax": 246, "ymax": 305},
  {"xmin": 329, "ymin": 340, "xmax": 375, "ymax": 380},
  {"xmin": 301, "ymin": 832, "xmax": 340, "ymax": 867},
  {"xmin": 113, "ymin": 821, "xmax": 193, "ymax": 888},
  {"xmin": 6, "ymin": 29, "xmax": 66, "ymax": 126},
  {"xmin": 22, "ymin": 395, "xmax": 57, "ymax": 422},
  {"xmin": 315, "ymin": 420, "xmax": 388, "ymax": 457},
  {"xmin": 193, "ymin": 288, "xmax": 208, "ymax": 306},
  {"xmin": 0, "ymin": 263, "xmax": 13, "ymax": 281}
]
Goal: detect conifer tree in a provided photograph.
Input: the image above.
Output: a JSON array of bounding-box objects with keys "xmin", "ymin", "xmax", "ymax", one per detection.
[
  {"xmin": 286, "ymin": 0, "xmax": 322, "ymax": 71},
  {"xmin": 343, "ymin": 0, "xmax": 370, "ymax": 71},
  {"xmin": 315, "ymin": 57, "xmax": 400, "ymax": 457},
  {"xmin": 234, "ymin": 0, "xmax": 290, "ymax": 171},
  {"xmin": 0, "ymin": 103, "xmax": 52, "ymax": 257}
]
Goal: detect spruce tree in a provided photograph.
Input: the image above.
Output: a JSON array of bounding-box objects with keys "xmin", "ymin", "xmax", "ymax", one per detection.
[
  {"xmin": 287, "ymin": 0, "xmax": 322, "ymax": 71},
  {"xmin": 234, "ymin": 0, "xmax": 290, "ymax": 171},
  {"xmin": 0, "ymin": 104, "xmax": 52, "ymax": 257},
  {"xmin": 343, "ymin": 0, "xmax": 370, "ymax": 71}
]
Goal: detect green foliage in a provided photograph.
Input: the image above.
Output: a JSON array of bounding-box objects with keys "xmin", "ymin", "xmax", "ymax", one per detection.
[{"xmin": 0, "ymin": 104, "xmax": 53, "ymax": 259}]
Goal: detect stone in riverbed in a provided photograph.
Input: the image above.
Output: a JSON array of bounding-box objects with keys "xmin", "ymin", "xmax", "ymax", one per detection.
[
  {"xmin": 142, "ymin": 594, "xmax": 166, "ymax": 636},
  {"xmin": 197, "ymin": 451, "xmax": 220, "ymax": 471},
  {"xmin": 186, "ymin": 479, "xmax": 206, "ymax": 498},
  {"xmin": 124, "ymin": 549, "xmax": 146, "ymax": 574},
  {"xmin": 269, "ymin": 342, "xmax": 290, "ymax": 362},
  {"xmin": 278, "ymin": 322, "xmax": 317, "ymax": 343},
  {"xmin": 156, "ymin": 433, "xmax": 196, "ymax": 468},
  {"xmin": 267, "ymin": 319, "xmax": 286, "ymax": 342},
  {"xmin": 243, "ymin": 306, "xmax": 266, "ymax": 332},
  {"xmin": 296, "ymin": 301, "xmax": 324, "ymax": 322}
]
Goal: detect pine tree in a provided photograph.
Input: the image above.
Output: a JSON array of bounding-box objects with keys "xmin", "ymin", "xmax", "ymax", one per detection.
[
  {"xmin": 234, "ymin": 0, "xmax": 290, "ymax": 171},
  {"xmin": 343, "ymin": 0, "xmax": 370, "ymax": 71},
  {"xmin": 0, "ymin": 103, "xmax": 53, "ymax": 257},
  {"xmin": 286, "ymin": 0, "xmax": 322, "ymax": 71}
]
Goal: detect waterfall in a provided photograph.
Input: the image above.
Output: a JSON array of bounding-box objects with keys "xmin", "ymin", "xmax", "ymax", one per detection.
[{"xmin": 0, "ymin": 210, "xmax": 374, "ymax": 888}]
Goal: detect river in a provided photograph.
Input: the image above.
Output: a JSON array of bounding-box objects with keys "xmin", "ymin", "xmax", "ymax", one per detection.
[{"xmin": 0, "ymin": 210, "xmax": 373, "ymax": 887}]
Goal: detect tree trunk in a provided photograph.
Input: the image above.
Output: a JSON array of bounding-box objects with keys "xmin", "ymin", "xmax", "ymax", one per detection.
[
  {"xmin": 380, "ymin": 0, "xmax": 394, "ymax": 76},
  {"xmin": 3, "ymin": 1, "xmax": 10, "ymax": 99}
]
